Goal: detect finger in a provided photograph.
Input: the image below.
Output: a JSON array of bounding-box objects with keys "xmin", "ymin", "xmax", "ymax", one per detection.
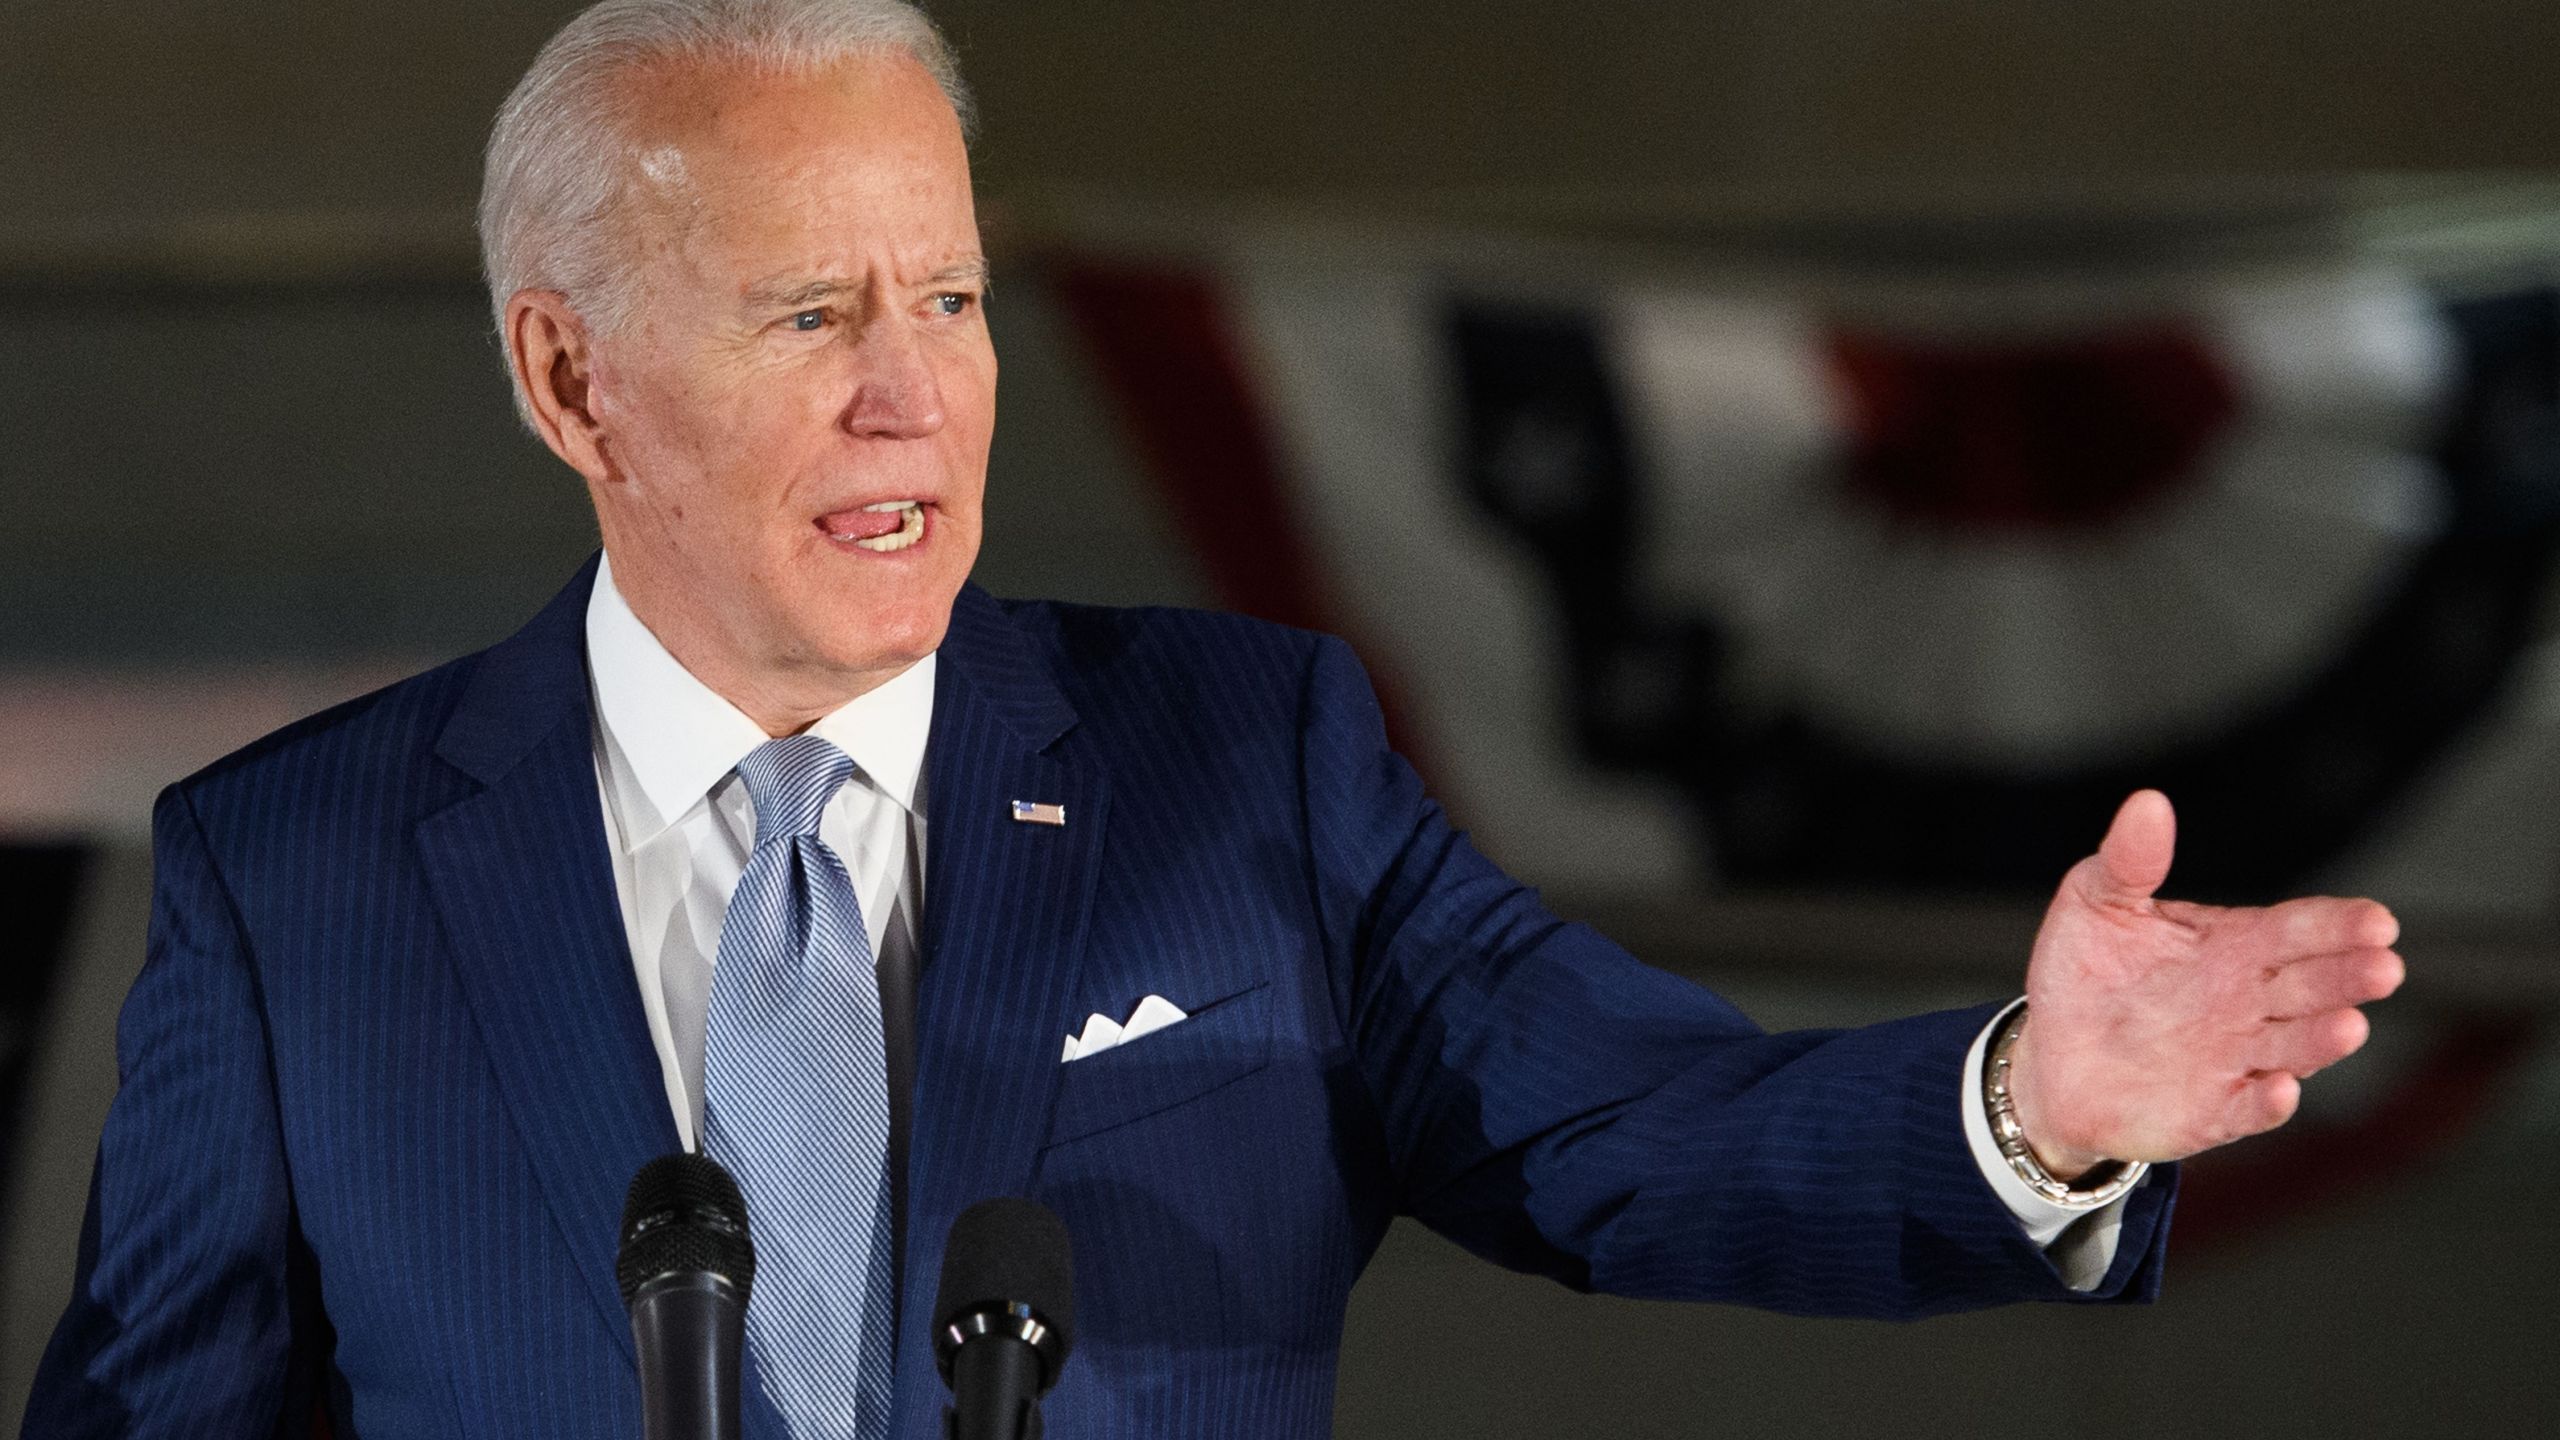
[
  {"xmin": 2207, "ymin": 896, "xmax": 2398, "ymax": 967},
  {"xmin": 2250, "ymin": 1008, "xmax": 2372, "ymax": 1077},
  {"xmin": 2263, "ymin": 895, "xmax": 2400, "ymax": 957},
  {"xmin": 2225, "ymin": 1071, "xmax": 2303, "ymax": 1140},
  {"xmin": 2089, "ymin": 789, "xmax": 2176, "ymax": 904},
  {"xmin": 2262, "ymin": 948, "xmax": 2405, "ymax": 1018}
]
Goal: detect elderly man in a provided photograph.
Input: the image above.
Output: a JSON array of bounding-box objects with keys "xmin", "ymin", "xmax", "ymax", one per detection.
[{"xmin": 28, "ymin": 1, "xmax": 2405, "ymax": 1437}]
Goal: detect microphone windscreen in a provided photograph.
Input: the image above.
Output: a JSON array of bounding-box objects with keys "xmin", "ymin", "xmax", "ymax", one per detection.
[
  {"xmin": 933, "ymin": 1197, "xmax": 1075, "ymax": 1356},
  {"xmin": 618, "ymin": 1152, "xmax": 756, "ymax": 1305}
]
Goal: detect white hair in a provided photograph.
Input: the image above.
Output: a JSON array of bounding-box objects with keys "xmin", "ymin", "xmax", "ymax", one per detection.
[{"xmin": 479, "ymin": 0, "xmax": 975, "ymax": 421}]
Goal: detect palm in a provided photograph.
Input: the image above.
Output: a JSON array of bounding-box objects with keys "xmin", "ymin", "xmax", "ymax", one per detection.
[{"xmin": 2009, "ymin": 791, "xmax": 2404, "ymax": 1170}]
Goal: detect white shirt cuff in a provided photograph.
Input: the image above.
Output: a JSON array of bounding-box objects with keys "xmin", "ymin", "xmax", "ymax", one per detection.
[{"xmin": 1962, "ymin": 998, "xmax": 2141, "ymax": 1291}]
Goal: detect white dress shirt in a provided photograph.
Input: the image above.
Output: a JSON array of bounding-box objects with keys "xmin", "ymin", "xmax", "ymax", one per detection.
[
  {"xmin": 586, "ymin": 555, "xmax": 933, "ymax": 1151},
  {"xmin": 580, "ymin": 559, "xmax": 2130, "ymax": 1286}
]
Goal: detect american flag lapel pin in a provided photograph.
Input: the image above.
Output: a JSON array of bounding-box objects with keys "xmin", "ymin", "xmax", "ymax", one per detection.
[{"xmin": 1010, "ymin": 799, "xmax": 1067, "ymax": 827}]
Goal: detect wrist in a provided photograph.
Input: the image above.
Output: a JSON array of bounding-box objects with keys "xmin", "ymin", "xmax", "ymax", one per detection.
[
  {"xmin": 2004, "ymin": 1015, "xmax": 2109, "ymax": 1180},
  {"xmin": 2027, "ymin": 1137, "xmax": 2108, "ymax": 1185},
  {"xmin": 1985, "ymin": 1005, "xmax": 2140, "ymax": 1202}
]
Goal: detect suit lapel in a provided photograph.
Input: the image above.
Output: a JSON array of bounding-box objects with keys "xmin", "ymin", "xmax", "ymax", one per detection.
[
  {"xmin": 417, "ymin": 717, "xmax": 677, "ymax": 1346},
  {"xmin": 422, "ymin": 569, "xmax": 1100, "ymax": 1437},
  {"xmin": 416, "ymin": 557, "xmax": 791, "ymax": 1440},
  {"xmin": 897, "ymin": 585, "xmax": 1108, "ymax": 1419}
]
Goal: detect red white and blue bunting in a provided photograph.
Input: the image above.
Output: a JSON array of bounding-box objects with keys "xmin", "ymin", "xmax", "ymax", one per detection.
[{"xmin": 1057, "ymin": 249, "xmax": 2560, "ymax": 905}]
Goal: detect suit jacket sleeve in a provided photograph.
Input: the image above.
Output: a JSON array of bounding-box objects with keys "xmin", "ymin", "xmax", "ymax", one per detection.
[
  {"xmin": 25, "ymin": 784, "xmax": 328, "ymax": 1437},
  {"xmin": 1296, "ymin": 634, "xmax": 2173, "ymax": 1318}
]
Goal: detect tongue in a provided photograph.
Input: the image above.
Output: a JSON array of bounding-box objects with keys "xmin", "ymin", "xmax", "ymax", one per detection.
[{"xmin": 819, "ymin": 507, "xmax": 906, "ymax": 541}]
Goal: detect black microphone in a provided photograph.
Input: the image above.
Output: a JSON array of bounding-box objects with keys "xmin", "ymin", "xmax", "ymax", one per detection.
[
  {"xmin": 619, "ymin": 1153, "xmax": 757, "ymax": 1440},
  {"xmin": 933, "ymin": 1198, "xmax": 1075, "ymax": 1440}
]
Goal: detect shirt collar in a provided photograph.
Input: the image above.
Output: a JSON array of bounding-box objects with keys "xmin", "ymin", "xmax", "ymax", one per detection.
[{"xmin": 585, "ymin": 553, "xmax": 937, "ymax": 847}]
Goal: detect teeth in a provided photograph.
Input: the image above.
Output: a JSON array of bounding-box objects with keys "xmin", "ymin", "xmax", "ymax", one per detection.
[{"xmin": 848, "ymin": 502, "xmax": 925, "ymax": 552}]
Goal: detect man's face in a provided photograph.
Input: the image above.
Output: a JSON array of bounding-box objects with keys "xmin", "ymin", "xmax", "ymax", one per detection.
[{"xmin": 576, "ymin": 52, "xmax": 993, "ymax": 704}]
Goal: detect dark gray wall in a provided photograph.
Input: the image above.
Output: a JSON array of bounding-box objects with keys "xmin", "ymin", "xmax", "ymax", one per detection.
[{"xmin": 9, "ymin": 1, "xmax": 2560, "ymax": 235}]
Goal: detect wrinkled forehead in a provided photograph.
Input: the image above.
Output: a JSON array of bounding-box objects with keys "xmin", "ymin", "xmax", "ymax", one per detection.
[{"xmin": 610, "ymin": 51, "xmax": 976, "ymax": 261}]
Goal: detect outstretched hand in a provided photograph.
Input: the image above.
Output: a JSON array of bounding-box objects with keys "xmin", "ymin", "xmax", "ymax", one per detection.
[{"xmin": 2007, "ymin": 790, "xmax": 2405, "ymax": 1178}]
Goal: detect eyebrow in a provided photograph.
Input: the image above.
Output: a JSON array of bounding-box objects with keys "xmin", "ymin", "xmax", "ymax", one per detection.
[{"xmin": 742, "ymin": 258, "xmax": 993, "ymax": 310}]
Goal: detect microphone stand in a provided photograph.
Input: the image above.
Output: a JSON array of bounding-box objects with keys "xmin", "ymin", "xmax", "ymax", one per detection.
[{"xmin": 942, "ymin": 1303, "xmax": 1056, "ymax": 1440}]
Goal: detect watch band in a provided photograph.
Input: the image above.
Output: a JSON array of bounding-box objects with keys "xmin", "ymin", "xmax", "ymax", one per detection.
[{"xmin": 1983, "ymin": 1004, "xmax": 2149, "ymax": 1209}]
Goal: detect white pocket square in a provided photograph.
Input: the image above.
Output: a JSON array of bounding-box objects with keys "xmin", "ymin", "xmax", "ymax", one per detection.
[{"xmin": 1061, "ymin": 994, "xmax": 1189, "ymax": 1062}]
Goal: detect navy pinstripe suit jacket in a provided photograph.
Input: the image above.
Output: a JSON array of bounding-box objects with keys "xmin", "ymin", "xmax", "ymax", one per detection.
[{"xmin": 29, "ymin": 556, "xmax": 2173, "ymax": 1438}]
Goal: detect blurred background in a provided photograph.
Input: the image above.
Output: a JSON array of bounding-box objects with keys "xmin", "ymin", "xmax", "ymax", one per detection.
[{"xmin": 5, "ymin": 2, "xmax": 2558, "ymax": 1433}]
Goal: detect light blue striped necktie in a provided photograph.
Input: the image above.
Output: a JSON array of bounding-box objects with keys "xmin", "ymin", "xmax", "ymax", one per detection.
[{"xmin": 703, "ymin": 733, "xmax": 898, "ymax": 1439}]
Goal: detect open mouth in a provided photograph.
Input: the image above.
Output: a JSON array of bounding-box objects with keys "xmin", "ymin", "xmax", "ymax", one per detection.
[{"xmin": 818, "ymin": 500, "xmax": 927, "ymax": 553}]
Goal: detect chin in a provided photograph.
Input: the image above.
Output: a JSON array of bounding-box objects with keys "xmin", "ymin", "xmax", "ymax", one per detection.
[{"xmin": 825, "ymin": 593, "xmax": 955, "ymax": 674}]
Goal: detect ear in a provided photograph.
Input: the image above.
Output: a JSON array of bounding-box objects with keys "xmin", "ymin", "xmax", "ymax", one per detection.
[{"xmin": 505, "ymin": 289, "xmax": 615, "ymax": 485}]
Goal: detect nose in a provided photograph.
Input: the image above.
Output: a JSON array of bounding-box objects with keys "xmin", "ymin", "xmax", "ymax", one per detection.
[{"xmin": 839, "ymin": 312, "xmax": 947, "ymax": 440}]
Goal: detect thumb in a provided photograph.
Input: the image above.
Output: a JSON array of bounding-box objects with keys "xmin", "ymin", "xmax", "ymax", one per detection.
[{"xmin": 2089, "ymin": 789, "xmax": 2176, "ymax": 903}]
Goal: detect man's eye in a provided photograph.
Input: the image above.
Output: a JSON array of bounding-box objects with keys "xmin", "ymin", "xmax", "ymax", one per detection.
[
  {"xmin": 789, "ymin": 310, "xmax": 827, "ymax": 332},
  {"xmin": 930, "ymin": 292, "xmax": 977, "ymax": 317}
]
